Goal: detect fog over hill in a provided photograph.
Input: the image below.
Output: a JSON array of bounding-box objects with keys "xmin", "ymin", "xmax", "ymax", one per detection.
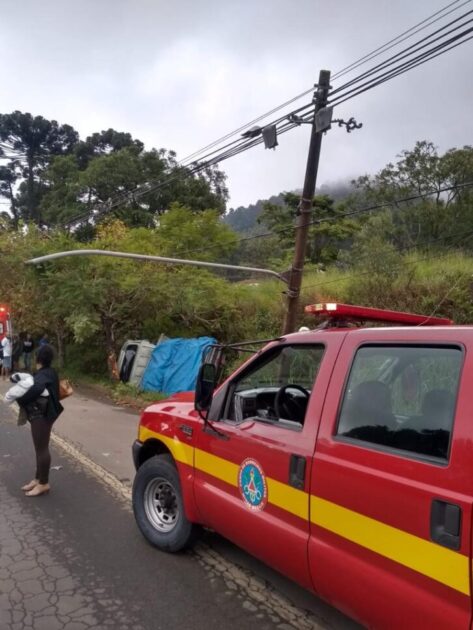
[{"xmin": 224, "ymin": 179, "xmax": 356, "ymax": 233}]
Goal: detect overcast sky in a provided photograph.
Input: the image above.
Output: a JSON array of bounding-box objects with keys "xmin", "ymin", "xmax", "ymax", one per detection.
[{"xmin": 1, "ymin": 0, "xmax": 472, "ymax": 209}]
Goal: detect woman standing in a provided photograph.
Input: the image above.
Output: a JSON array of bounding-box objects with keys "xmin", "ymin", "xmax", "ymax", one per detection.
[{"xmin": 18, "ymin": 344, "xmax": 64, "ymax": 497}]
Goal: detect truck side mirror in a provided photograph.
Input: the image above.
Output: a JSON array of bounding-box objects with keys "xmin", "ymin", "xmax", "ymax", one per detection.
[{"xmin": 195, "ymin": 363, "xmax": 217, "ymax": 412}]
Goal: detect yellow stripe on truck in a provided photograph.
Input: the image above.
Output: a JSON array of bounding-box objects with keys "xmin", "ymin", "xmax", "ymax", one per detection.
[
  {"xmin": 310, "ymin": 496, "xmax": 470, "ymax": 596},
  {"xmin": 194, "ymin": 448, "xmax": 239, "ymax": 487},
  {"xmin": 140, "ymin": 428, "xmax": 308, "ymax": 519},
  {"xmin": 139, "ymin": 427, "xmax": 469, "ymax": 595},
  {"xmin": 267, "ymin": 477, "xmax": 309, "ymax": 521},
  {"xmin": 194, "ymin": 448, "xmax": 309, "ymax": 520},
  {"xmin": 139, "ymin": 426, "xmax": 194, "ymax": 467}
]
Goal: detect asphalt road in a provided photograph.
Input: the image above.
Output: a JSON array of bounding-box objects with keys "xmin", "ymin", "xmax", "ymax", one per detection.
[
  {"xmin": 0, "ymin": 395, "xmax": 360, "ymax": 630},
  {"xmin": 0, "ymin": 408, "xmax": 298, "ymax": 630}
]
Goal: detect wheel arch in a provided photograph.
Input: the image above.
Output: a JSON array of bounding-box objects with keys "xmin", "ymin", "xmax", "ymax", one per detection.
[
  {"xmin": 137, "ymin": 438, "xmax": 172, "ymax": 467},
  {"xmin": 136, "ymin": 437, "xmax": 200, "ymax": 524}
]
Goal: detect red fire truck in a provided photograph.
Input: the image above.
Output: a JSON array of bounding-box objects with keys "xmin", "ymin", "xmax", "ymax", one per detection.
[
  {"xmin": 131, "ymin": 304, "xmax": 471, "ymax": 629},
  {"xmin": 0, "ymin": 304, "xmax": 12, "ymax": 341}
]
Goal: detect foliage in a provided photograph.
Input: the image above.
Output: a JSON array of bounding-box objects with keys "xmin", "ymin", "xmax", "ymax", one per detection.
[
  {"xmin": 155, "ymin": 203, "xmax": 237, "ymax": 260},
  {"xmin": 351, "ymin": 141, "xmax": 473, "ymax": 251},
  {"xmin": 0, "ymin": 213, "xmax": 282, "ymax": 378},
  {"xmin": 224, "ymin": 194, "xmax": 285, "ymax": 232},
  {"xmin": 0, "ymin": 111, "xmax": 78, "ymax": 224},
  {"xmin": 224, "ymin": 182, "xmax": 355, "ymax": 234},
  {"xmin": 1, "ymin": 136, "xmax": 473, "ymax": 393},
  {"xmin": 259, "ymin": 192, "xmax": 359, "ymax": 268},
  {"xmin": 109, "ymin": 382, "xmax": 168, "ymax": 410},
  {"xmin": 41, "ymin": 147, "xmax": 228, "ymax": 232},
  {"xmin": 0, "ymin": 110, "xmax": 228, "ymax": 231}
]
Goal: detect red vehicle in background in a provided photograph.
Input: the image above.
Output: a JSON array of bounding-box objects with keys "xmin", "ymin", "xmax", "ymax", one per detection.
[{"xmin": 0, "ymin": 304, "xmax": 12, "ymax": 341}]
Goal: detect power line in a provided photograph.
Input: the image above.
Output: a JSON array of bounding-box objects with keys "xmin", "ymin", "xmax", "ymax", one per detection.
[
  {"xmin": 6, "ymin": 1, "xmax": 468, "ymax": 234},
  {"xmin": 61, "ymin": 104, "xmax": 317, "ymax": 229},
  {"xmin": 71, "ymin": 177, "xmax": 473, "ymax": 257},
  {"xmin": 331, "ymin": 8, "xmax": 473, "ymax": 95},
  {"xmin": 329, "ymin": 14, "xmax": 473, "ymax": 105},
  {"xmin": 178, "ymin": 181, "xmax": 473, "ymax": 259},
  {"xmin": 308, "ymin": 181, "xmax": 473, "ymax": 224},
  {"xmin": 178, "ymin": 87, "xmax": 316, "ymax": 166},
  {"xmin": 123, "ymin": 3, "xmax": 473, "ymax": 174},
  {"xmin": 63, "ymin": 101, "xmax": 317, "ymax": 226},
  {"xmin": 418, "ymin": 255, "xmax": 470, "ymax": 321},
  {"xmin": 332, "ymin": 0, "xmax": 470, "ymax": 80},
  {"xmin": 69, "ymin": 33, "xmax": 473, "ymax": 230},
  {"xmin": 59, "ymin": 5, "xmax": 473, "ymax": 229},
  {"xmin": 182, "ymin": 0, "xmax": 471, "ymax": 168},
  {"xmin": 330, "ymin": 32, "xmax": 473, "ymax": 108}
]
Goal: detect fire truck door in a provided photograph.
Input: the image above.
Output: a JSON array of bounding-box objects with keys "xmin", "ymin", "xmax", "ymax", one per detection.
[
  {"xmin": 309, "ymin": 334, "xmax": 473, "ymax": 629},
  {"xmin": 194, "ymin": 337, "xmax": 344, "ymax": 589}
]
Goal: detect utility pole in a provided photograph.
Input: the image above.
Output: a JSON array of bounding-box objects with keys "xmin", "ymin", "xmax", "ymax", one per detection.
[{"xmin": 282, "ymin": 69, "xmax": 331, "ymax": 334}]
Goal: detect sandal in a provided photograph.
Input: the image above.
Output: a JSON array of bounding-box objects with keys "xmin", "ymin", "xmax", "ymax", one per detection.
[
  {"xmin": 25, "ymin": 483, "xmax": 50, "ymax": 497},
  {"xmin": 21, "ymin": 479, "xmax": 39, "ymax": 492}
]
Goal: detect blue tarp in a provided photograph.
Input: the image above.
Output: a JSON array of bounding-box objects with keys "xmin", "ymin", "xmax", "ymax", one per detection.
[{"xmin": 140, "ymin": 336, "xmax": 216, "ymax": 395}]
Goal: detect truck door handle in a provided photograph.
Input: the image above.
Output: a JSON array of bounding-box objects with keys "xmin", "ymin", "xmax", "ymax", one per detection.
[
  {"xmin": 430, "ymin": 499, "xmax": 461, "ymax": 550},
  {"xmin": 289, "ymin": 455, "xmax": 306, "ymax": 490}
]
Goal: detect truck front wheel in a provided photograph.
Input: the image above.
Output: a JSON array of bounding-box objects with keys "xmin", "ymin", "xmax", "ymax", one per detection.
[{"xmin": 132, "ymin": 455, "xmax": 197, "ymax": 552}]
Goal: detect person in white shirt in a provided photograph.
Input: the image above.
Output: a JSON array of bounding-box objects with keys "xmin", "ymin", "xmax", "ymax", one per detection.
[{"xmin": 1, "ymin": 334, "xmax": 12, "ymax": 380}]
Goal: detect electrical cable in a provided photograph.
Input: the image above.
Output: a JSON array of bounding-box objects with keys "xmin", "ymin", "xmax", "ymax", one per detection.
[
  {"xmin": 178, "ymin": 87, "xmax": 316, "ymax": 165},
  {"xmin": 330, "ymin": 31, "xmax": 473, "ymax": 107},
  {"xmin": 417, "ymin": 258, "xmax": 469, "ymax": 321},
  {"xmin": 332, "ymin": 0, "xmax": 470, "ymax": 80},
  {"xmin": 59, "ymin": 5, "xmax": 473, "ymax": 228},
  {"xmin": 69, "ymin": 23, "xmax": 472, "ymax": 230},
  {"xmin": 177, "ymin": 181, "xmax": 473, "ymax": 259},
  {"xmin": 79, "ymin": 100, "xmax": 317, "ymax": 217},
  {"xmin": 61, "ymin": 105, "xmax": 316, "ymax": 228},
  {"xmin": 329, "ymin": 12, "xmax": 473, "ymax": 101},
  {"xmin": 8, "ymin": 2, "xmax": 471, "ymax": 232}
]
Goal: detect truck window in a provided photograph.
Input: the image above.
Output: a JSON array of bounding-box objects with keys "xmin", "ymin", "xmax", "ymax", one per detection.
[
  {"xmin": 336, "ymin": 345, "xmax": 462, "ymax": 462},
  {"xmin": 226, "ymin": 344, "xmax": 324, "ymax": 428}
]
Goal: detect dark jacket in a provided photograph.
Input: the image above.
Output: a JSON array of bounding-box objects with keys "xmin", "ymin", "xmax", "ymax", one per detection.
[
  {"xmin": 12, "ymin": 339, "xmax": 23, "ymax": 360},
  {"xmin": 18, "ymin": 366, "xmax": 64, "ymax": 422}
]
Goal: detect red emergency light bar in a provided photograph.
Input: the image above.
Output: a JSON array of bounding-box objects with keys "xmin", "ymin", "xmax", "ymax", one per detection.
[{"xmin": 305, "ymin": 303, "xmax": 453, "ymax": 326}]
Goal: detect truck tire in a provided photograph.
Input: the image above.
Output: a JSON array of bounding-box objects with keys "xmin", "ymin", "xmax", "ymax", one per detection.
[{"xmin": 132, "ymin": 454, "xmax": 197, "ymax": 552}]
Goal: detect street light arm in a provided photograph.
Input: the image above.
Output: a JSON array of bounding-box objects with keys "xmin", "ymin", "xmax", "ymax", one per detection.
[{"xmin": 26, "ymin": 249, "xmax": 288, "ymax": 284}]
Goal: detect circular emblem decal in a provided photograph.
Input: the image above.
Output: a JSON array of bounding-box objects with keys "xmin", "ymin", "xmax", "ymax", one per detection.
[{"xmin": 238, "ymin": 458, "xmax": 267, "ymax": 511}]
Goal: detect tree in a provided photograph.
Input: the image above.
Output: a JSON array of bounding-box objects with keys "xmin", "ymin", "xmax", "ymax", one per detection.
[
  {"xmin": 41, "ymin": 148, "xmax": 229, "ymax": 232},
  {"xmin": 0, "ymin": 163, "xmax": 20, "ymax": 225},
  {"xmin": 352, "ymin": 141, "xmax": 473, "ymax": 251},
  {"xmin": 155, "ymin": 203, "xmax": 237, "ymax": 261},
  {"xmin": 0, "ymin": 111, "xmax": 79, "ymax": 225},
  {"xmin": 259, "ymin": 192, "xmax": 359, "ymax": 267},
  {"xmin": 74, "ymin": 128, "xmax": 145, "ymax": 168}
]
